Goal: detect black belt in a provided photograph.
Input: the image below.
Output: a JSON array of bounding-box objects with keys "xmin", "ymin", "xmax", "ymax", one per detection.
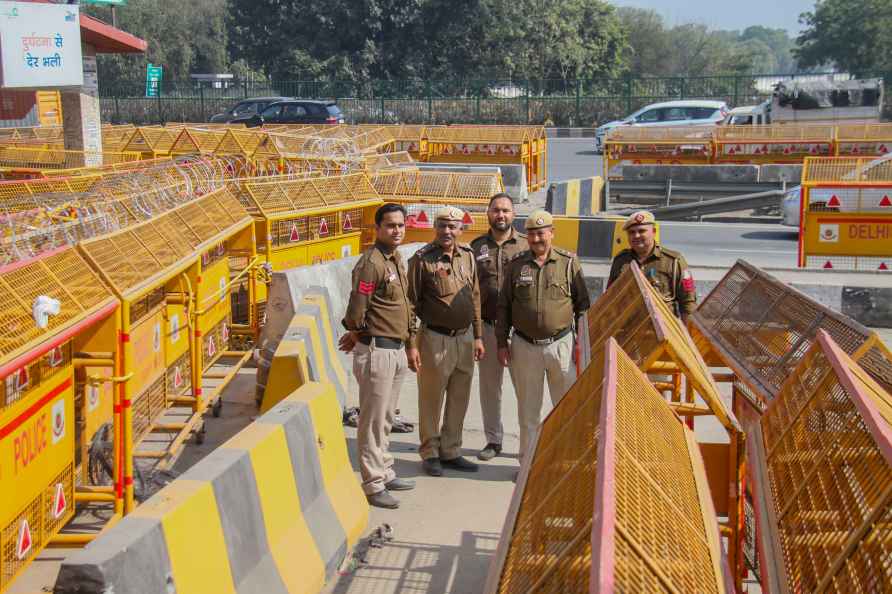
[
  {"xmin": 514, "ymin": 327, "xmax": 571, "ymax": 346},
  {"xmin": 358, "ymin": 335, "xmax": 403, "ymax": 349},
  {"xmin": 425, "ymin": 324, "xmax": 469, "ymax": 337}
]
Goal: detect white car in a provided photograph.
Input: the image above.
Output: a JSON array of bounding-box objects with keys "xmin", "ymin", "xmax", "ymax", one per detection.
[{"xmin": 594, "ymin": 100, "xmax": 729, "ymax": 153}]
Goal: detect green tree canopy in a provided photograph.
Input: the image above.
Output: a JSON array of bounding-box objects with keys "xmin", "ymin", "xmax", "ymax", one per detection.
[{"xmin": 795, "ymin": 0, "xmax": 892, "ymax": 73}]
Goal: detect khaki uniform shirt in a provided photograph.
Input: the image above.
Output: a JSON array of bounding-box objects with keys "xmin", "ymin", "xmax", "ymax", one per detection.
[
  {"xmin": 607, "ymin": 245, "xmax": 697, "ymax": 316},
  {"xmin": 497, "ymin": 248, "xmax": 590, "ymax": 348},
  {"xmin": 407, "ymin": 242, "xmax": 483, "ymax": 341},
  {"xmin": 342, "ymin": 243, "xmax": 415, "ymax": 342},
  {"xmin": 470, "ymin": 229, "xmax": 529, "ymax": 322}
]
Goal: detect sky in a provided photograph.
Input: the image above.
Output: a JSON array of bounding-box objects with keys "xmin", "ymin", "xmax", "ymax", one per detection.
[{"xmin": 610, "ymin": 0, "xmax": 815, "ymax": 33}]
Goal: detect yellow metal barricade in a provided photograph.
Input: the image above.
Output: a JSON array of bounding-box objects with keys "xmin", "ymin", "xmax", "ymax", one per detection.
[
  {"xmin": 77, "ymin": 187, "xmax": 256, "ymax": 503},
  {"xmin": 169, "ymin": 127, "xmax": 227, "ymax": 156},
  {"xmin": 714, "ymin": 124, "xmax": 835, "ymax": 164},
  {"xmin": 835, "ymin": 123, "xmax": 892, "ymax": 157},
  {"xmin": 120, "ymin": 127, "xmax": 178, "ymax": 159},
  {"xmin": 751, "ymin": 331, "xmax": 892, "ymax": 594},
  {"xmin": 244, "ymin": 172, "xmax": 382, "ymax": 272},
  {"xmin": 371, "ymin": 169, "xmax": 502, "ymax": 243},
  {"xmin": 0, "ymin": 148, "xmax": 142, "ymax": 177},
  {"xmin": 487, "ymin": 337, "xmax": 727, "ymax": 593},
  {"xmin": 425, "ymin": 125, "xmax": 547, "ymax": 191},
  {"xmin": 0, "ymin": 247, "xmax": 120, "ymax": 591},
  {"xmin": 799, "ymin": 157, "xmax": 892, "ymax": 271},
  {"xmin": 604, "ymin": 125, "xmax": 713, "ymax": 179}
]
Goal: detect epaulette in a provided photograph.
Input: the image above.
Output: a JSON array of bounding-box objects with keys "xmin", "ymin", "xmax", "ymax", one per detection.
[
  {"xmin": 660, "ymin": 247, "xmax": 682, "ymax": 260},
  {"xmin": 412, "ymin": 242, "xmax": 437, "ymax": 258},
  {"xmin": 510, "ymin": 249, "xmax": 531, "ymax": 262},
  {"xmin": 469, "ymin": 235, "xmax": 487, "ymax": 247},
  {"xmin": 553, "ymin": 247, "xmax": 577, "ymax": 258},
  {"xmin": 457, "ymin": 242, "xmax": 474, "ymax": 252}
]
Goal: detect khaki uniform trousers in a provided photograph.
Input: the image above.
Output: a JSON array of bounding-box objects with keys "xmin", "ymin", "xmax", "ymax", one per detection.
[
  {"xmin": 478, "ymin": 322, "xmax": 505, "ymax": 445},
  {"xmin": 509, "ymin": 331, "xmax": 576, "ymax": 457},
  {"xmin": 352, "ymin": 341, "xmax": 409, "ymax": 495},
  {"xmin": 418, "ymin": 327, "xmax": 474, "ymax": 460}
]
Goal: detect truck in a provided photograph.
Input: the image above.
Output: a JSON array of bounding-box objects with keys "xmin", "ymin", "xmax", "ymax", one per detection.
[{"xmin": 723, "ymin": 77, "xmax": 884, "ymax": 126}]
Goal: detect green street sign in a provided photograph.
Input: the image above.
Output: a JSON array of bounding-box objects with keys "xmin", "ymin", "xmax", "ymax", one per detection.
[{"xmin": 146, "ymin": 63, "xmax": 163, "ymax": 98}]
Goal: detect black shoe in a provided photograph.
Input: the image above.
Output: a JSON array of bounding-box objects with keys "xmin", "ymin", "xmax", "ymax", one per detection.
[
  {"xmin": 477, "ymin": 443, "xmax": 502, "ymax": 461},
  {"xmin": 442, "ymin": 456, "xmax": 479, "ymax": 472},
  {"xmin": 422, "ymin": 457, "xmax": 443, "ymax": 477},
  {"xmin": 366, "ymin": 490, "xmax": 399, "ymax": 509},
  {"xmin": 385, "ymin": 478, "xmax": 415, "ymax": 491}
]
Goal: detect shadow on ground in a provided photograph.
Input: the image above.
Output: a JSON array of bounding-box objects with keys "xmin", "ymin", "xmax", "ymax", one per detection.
[{"xmin": 329, "ymin": 530, "xmax": 499, "ymax": 594}]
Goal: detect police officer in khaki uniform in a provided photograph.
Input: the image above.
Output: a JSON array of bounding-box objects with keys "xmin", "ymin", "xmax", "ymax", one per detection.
[
  {"xmin": 470, "ymin": 193, "xmax": 527, "ymax": 461},
  {"xmin": 407, "ymin": 206, "xmax": 485, "ymax": 476},
  {"xmin": 497, "ymin": 210, "xmax": 590, "ymax": 458},
  {"xmin": 340, "ymin": 203, "xmax": 417, "ymax": 509},
  {"xmin": 608, "ymin": 210, "xmax": 697, "ymax": 322}
]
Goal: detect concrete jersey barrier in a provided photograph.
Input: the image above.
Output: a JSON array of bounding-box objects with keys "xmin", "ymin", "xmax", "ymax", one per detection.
[
  {"xmin": 54, "ymin": 381, "xmax": 368, "ymax": 594},
  {"xmin": 544, "ymin": 176, "xmax": 604, "ymax": 216}
]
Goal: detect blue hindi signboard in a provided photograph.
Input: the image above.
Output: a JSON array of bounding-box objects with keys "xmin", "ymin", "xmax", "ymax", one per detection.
[{"xmin": 145, "ymin": 63, "xmax": 162, "ymax": 97}]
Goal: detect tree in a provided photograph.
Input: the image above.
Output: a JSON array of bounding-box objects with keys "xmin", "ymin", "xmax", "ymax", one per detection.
[
  {"xmin": 85, "ymin": 0, "xmax": 229, "ymax": 83},
  {"xmin": 482, "ymin": 0, "xmax": 627, "ymax": 81},
  {"xmin": 795, "ymin": 0, "xmax": 892, "ymax": 73}
]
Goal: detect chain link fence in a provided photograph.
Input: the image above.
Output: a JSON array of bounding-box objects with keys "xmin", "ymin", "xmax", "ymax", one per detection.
[{"xmin": 98, "ymin": 73, "xmax": 892, "ymax": 127}]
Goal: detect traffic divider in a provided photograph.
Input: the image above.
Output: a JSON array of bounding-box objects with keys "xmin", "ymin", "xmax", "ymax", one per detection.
[
  {"xmin": 513, "ymin": 215, "xmax": 649, "ymax": 259},
  {"xmin": 259, "ymin": 292, "xmax": 349, "ymax": 413},
  {"xmin": 54, "ymin": 380, "xmax": 369, "ymax": 594},
  {"xmin": 544, "ymin": 176, "xmax": 604, "ymax": 215}
]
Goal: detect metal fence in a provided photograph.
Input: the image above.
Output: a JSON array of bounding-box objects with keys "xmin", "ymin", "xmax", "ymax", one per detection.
[{"xmin": 98, "ymin": 72, "xmax": 892, "ymax": 127}]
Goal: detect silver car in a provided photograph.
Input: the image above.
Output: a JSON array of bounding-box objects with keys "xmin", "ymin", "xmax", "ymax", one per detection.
[{"xmin": 594, "ymin": 100, "xmax": 729, "ymax": 153}]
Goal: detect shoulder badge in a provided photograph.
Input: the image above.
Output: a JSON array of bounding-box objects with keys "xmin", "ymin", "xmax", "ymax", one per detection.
[
  {"xmin": 553, "ymin": 247, "xmax": 576, "ymax": 258},
  {"xmin": 510, "ymin": 249, "xmax": 531, "ymax": 262}
]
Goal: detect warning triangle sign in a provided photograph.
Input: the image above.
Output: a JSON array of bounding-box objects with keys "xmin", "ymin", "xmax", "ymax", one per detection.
[
  {"xmin": 53, "ymin": 483, "xmax": 67, "ymax": 519},
  {"xmin": 879, "ymin": 195, "xmax": 892, "ymax": 207},
  {"xmin": 222, "ymin": 323, "xmax": 230, "ymax": 343},
  {"xmin": 342, "ymin": 214, "xmax": 353, "ymax": 231},
  {"xmin": 728, "ymin": 146, "xmax": 736, "ymax": 155},
  {"xmin": 823, "ymin": 261, "xmax": 833, "ymax": 269},
  {"xmin": 16, "ymin": 519, "xmax": 32, "ymax": 560},
  {"xmin": 207, "ymin": 336, "xmax": 216, "ymax": 359},
  {"xmin": 16, "ymin": 367, "xmax": 29, "ymax": 391},
  {"xmin": 879, "ymin": 262, "xmax": 889, "ymax": 271},
  {"xmin": 173, "ymin": 365, "xmax": 184, "ymax": 389},
  {"xmin": 880, "ymin": 144, "xmax": 889, "ymax": 154},
  {"xmin": 827, "ymin": 195, "xmax": 841, "ymax": 207},
  {"xmin": 319, "ymin": 217, "xmax": 329, "ymax": 235},
  {"xmin": 289, "ymin": 223, "xmax": 300, "ymax": 242},
  {"xmin": 809, "ymin": 145, "xmax": 818, "ymax": 155},
  {"xmin": 48, "ymin": 346, "xmax": 63, "ymax": 367},
  {"xmin": 461, "ymin": 211, "xmax": 473, "ymax": 225},
  {"xmin": 416, "ymin": 210, "xmax": 428, "ymax": 224}
]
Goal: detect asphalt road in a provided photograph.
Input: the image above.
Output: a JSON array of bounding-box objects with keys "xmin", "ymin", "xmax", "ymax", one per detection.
[
  {"xmin": 545, "ymin": 138, "xmax": 800, "ymax": 268},
  {"xmin": 547, "ymin": 137, "xmax": 601, "ymax": 183}
]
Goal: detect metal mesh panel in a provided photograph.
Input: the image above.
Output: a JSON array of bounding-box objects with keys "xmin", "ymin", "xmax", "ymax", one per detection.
[
  {"xmin": 692, "ymin": 260, "xmax": 873, "ymax": 403},
  {"xmin": 496, "ymin": 339, "xmax": 605, "ymax": 594},
  {"xmin": 132, "ymin": 372, "xmax": 166, "ymax": 444},
  {"xmin": 760, "ymin": 334, "xmax": 892, "ymax": 593},
  {"xmin": 0, "ymin": 462, "xmax": 74, "ymax": 590},
  {"xmin": 372, "ymin": 170, "xmax": 503, "ymax": 203},
  {"xmin": 803, "ymin": 156, "xmax": 892, "ymax": 185},
  {"xmin": 0, "ymin": 249, "xmax": 110, "ymax": 369},
  {"xmin": 495, "ymin": 340, "xmax": 724, "ymax": 593}
]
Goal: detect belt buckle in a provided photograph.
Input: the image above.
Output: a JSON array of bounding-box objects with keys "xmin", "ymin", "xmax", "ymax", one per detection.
[{"xmin": 534, "ymin": 336, "xmax": 552, "ymax": 346}]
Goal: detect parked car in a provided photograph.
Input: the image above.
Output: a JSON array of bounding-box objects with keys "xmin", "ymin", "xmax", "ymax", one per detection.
[
  {"xmin": 594, "ymin": 100, "xmax": 729, "ymax": 153},
  {"xmin": 243, "ymin": 100, "xmax": 345, "ymax": 127},
  {"xmin": 209, "ymin": 97, "xmax": 291, "ymax": 123}
]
